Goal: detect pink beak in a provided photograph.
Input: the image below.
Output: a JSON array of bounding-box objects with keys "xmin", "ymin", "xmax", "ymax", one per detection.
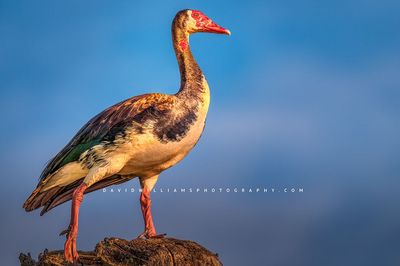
[{"xmin": 204, "ymin": 21, "xmax": 231, "ymax": 35}]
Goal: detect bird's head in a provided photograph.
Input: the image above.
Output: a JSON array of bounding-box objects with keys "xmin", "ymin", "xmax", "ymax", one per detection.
[{"xmin": 173, "ymin": 9, "xmax": 231, "ymax": 36}]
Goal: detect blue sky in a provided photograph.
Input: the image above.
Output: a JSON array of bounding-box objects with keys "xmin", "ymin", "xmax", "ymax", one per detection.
[{"xmin": 1, "ymin": 0, "xmax": 400, "ymax": 265}]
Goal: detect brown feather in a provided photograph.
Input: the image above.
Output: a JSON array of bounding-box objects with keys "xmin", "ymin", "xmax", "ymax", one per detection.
[
  {"xmin": 39, "ymin": 175, "xmax": 132, "ymax": 216},
  {"xmin": 23, "ymin": 187, "xmax": 41, "ymax": 210},
  {"xmin": 24, "ymin": 94, "xmax": 176, "ymax": 214},
  {"xmin": 38, "ymin": 94, "xmax": 176, "ymax": 184}
]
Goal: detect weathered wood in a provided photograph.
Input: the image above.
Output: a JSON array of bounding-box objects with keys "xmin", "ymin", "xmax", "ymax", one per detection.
[{"xmin": 20, "ymin": 237, "xmax": 222, "ymax": 266}]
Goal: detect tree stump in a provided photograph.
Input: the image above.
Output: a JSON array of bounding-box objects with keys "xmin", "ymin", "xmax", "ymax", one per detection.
[{"xmin": 19, "ymin": 237, "xmax": 222, "ymax": 266}]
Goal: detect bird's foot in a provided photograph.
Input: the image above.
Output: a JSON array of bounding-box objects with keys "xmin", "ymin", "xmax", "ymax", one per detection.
[
  {"xmin": 60, "ymin": 225, "xmax": 79, "ymax": 263},
  {"xmin": 137, "ymin": 229, "xmax": 166, "ymax": 239}
]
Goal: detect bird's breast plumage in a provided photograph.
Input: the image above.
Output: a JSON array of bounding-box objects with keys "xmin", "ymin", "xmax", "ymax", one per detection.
[
  {"xmin": 80, "ymin": 78, "xmax": 211, "ymax": 179},
  {"xmin": 118, "ymin": 84, "xmax": 210, "ymax": 177}
]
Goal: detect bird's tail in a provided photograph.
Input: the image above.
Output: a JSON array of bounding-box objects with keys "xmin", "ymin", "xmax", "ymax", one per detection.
[
  {"xmin": 23, "ymin": 185, "xmax": 63, "ymax": 212},
  {"xmin": 23, "ymin": 161, "xmax": 88, "ymax": 215},
  {"xmin": 23, "ymin": 162, "xmax": 132, "ymax": 215}
]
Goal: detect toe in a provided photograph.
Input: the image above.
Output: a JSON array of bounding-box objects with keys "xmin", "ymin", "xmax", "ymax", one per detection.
[
  {"xmin": 137, "ymin": 231, "xmax": 146, "ymax": 239},
  {"xmin": 72, "ymin": 240, "xmax": 79, "ymax": 262},
  {"xmin": 64, "ymin": 236, "xmax": 76, "ymax": 263},
  {"xmin": 150, "ymin": 233, "xmax": 167, "ymax": 238}
]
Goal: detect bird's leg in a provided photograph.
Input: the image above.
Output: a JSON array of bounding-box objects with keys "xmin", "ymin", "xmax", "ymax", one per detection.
[
  {"xmin": 62, "ymin": 182, "xmax": 87, "ymax": 263},
  {"xmin": 137, "ymin": 175, "xmax": 165, "ymax": 239},
  {"xmin": 138, "ymin": 187, "xmax": 157, "ymax": 238},
  {"xmin": 59, "ymin": 162, "xmax": 126, "ymax": 263}
]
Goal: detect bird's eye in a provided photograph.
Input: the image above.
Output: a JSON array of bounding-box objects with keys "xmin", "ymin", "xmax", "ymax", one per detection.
[{"xmin": 192, "ymin": 12, "xmax": 199, "ymax": 18}]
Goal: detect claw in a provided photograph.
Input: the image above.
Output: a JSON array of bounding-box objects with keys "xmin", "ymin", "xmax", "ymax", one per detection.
[
  {"xmin": 64, "ymin": 232, "xmax": 79, "ymax": 263},
  {"xmin": 62, "ymin": 225, "xmax": 79, "ymax": 263},
  {"xmin": 137, "ymin": 231, "xmax": 146, "ymax": 239},
  {"xmin": 59, "ymin": 226, "xmax": 71, "ymax": 237},
  {"xmin": 137, "ymin": 230, "xmax": 166, "ymax": 239},
  {"xmin": 152, "ymin": 233, "xmax": 167, "ymax": 238}
]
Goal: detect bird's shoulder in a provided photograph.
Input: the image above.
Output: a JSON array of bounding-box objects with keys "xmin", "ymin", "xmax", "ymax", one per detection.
[
  {"xmin": 39, "ymin": 93, "xmax": 177, "ymax": 181},
  {"xmin": 72, "ymin": 93, "xmax": 177, "ymax": 144}
]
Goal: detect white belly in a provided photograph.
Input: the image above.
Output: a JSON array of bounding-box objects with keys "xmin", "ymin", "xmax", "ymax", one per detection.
[{"xmin": 118, "ymin": 115, "xmax": 206, "ymax": 177}]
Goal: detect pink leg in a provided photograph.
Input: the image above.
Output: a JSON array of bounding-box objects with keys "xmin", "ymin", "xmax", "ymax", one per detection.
[
  {"xmin": 137, "ymin": 188, "xmax": 165, "ymax": 238},
  {"xmin": 62, "ymin": 183, "xmax": 87, "ymax": 263}
]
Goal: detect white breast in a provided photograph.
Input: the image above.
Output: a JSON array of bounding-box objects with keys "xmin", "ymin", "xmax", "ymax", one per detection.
[{"xmin": 119, "ymin": 87, "xmax": 210, "ymax": 177}]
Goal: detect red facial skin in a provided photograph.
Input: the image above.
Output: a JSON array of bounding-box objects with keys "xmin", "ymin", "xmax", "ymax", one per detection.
[
  {"xmin": 191, "ymin": 10, "xmax": 230, "ymax": 35},
  {"xmin": 178, "ymin": 10, "xmax": 230, "ymax": 51},
  {"xmin": 179, "ymin": 40, "xmax": 188, "ymax": 51}
]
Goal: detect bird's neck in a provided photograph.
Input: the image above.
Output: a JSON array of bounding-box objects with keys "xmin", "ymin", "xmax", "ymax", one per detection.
[{"xmin": 172, "ymin": 28, "xmax": 209, "ymax": 102}]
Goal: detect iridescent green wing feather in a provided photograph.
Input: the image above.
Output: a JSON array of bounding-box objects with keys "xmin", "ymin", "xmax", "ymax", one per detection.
[
  {"xmin": 39, "ymin": 95, "xmax": 142, "ymax": 182},
  {"xmin": 38, "ymin": 93, "xmax": 175, "ymax": 183}
]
